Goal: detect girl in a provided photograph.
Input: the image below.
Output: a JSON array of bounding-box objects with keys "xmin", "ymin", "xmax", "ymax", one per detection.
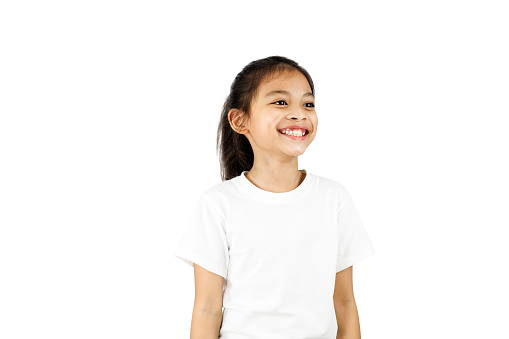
[{"xmin": 175, "ymin": 55, "xmax": 375, "ymax": 339}]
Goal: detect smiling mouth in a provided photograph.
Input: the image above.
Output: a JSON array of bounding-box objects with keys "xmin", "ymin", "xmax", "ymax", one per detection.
[
  {"xmin": 278, "ymin": 129, "xmax": 309, "ymax": 141},
  {"xmin": 278, "ymin": 129, "xmax": 309, "ymax": 137}
]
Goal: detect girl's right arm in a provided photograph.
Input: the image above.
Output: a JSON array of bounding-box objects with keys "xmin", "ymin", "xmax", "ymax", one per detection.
[{"xmin": 190, "ymin": 264, "xmax": 224, "ymax": 339}]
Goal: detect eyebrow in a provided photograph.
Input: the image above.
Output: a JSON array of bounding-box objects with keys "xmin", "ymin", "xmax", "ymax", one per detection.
[{"xmin": 264, "ymin": 90, "xmax": 314, "ymax": 99}]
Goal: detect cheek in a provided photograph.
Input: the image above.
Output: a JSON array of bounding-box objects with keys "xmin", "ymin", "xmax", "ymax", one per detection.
[{"xmin": 263, "ymin": 121, "xmax": 277, "ymax": 134}]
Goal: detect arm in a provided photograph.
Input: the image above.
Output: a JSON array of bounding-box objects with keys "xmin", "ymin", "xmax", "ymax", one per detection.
[
  {"xmin": 190, "ymin": 264, "xmax": 224, "ymax": 339},
  {"xmin": 333, "ymin": 266, "xmax": 361, "ymax": 339}
]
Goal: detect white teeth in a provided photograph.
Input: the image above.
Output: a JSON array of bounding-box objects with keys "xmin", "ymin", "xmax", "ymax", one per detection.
[{"xmin": 280, "ymin": 128, "xmax": 306, "ymax": 137}]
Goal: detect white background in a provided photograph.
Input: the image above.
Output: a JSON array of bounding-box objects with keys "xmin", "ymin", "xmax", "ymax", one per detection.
[{"xmin": 1, "ymin": 0, "xmax": 508, "ymax": 338}]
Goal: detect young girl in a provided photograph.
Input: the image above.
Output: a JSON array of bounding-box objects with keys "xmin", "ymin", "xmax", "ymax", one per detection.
[{"xmin": 175, "ymin": 55, "xmax": 375, "ymax": 339}]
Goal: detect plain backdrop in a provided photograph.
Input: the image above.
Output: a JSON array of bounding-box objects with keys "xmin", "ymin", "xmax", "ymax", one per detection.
[{"xmin": 1, "ymin": 0, "xmax": 508, "ymax": 338}]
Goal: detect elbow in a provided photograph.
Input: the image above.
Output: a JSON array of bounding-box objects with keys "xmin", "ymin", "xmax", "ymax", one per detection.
[
  {"xmin": 193, "ymin": 305, "xmax": 223, "ymax": 319},
  {"xmin": 333, "ymin": 298, "xmax": 356, "ymax": 308}
]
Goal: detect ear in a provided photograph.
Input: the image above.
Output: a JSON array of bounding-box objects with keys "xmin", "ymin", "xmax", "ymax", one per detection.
[{"xmin": 228, "ymin": 108, "xmax": 249, "ymax": 135}]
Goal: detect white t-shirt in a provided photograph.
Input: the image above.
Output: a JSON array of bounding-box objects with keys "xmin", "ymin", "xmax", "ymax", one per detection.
[{"xmin": 175, "ymin": 169, "xmax": 375, "ymax": 339}]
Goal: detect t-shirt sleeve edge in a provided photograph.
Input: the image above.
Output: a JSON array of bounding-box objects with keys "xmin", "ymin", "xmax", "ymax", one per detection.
[
  {"xmin": 336, "ymin": 245, "xmax": 375, "ymax": 273},
  {"xmin": 174, "ymin": 252, "xmax": 227, "ymax": 279}
]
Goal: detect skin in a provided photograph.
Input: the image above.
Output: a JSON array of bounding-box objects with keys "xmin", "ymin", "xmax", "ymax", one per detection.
[
  {"xmin": 190, "ymin": 264, "xmax": 224, "ymax": 339},
  {"xmin": 334, "ymin": 266, "xmax": 361, "ymax": 338}
]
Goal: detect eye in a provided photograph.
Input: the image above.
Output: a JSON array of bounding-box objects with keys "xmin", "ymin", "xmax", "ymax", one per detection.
[{"xmin": 273, "ymin": 100, "xmax": 315, "ymax": 108}]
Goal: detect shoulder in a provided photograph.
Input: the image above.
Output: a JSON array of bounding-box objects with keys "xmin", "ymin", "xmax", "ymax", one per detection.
[
  {"xmin": 194, "ymin": 176, "xmax": 240, "ymax": 216},
  {"xmin": 309, "ymin": 172, "xmax": 352, "ymax": 201},
  {"xmin": 201, "ymin": 176, "xmax": 239, "ymax": 201}
]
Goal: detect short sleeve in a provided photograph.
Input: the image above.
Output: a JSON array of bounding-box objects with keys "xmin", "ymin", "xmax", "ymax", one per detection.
[
  {"xmin": 174, "ymin": 193, "xmax": 229, "ymax": 279},
  {"xmin": 336, "ymin": 192, "xmax": 376, "ymax": 272}
]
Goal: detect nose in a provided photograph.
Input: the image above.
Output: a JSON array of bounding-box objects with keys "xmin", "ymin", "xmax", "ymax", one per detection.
[{"xmin": 286, "ymin": 107, "xmax": 307, "ymax": 120}]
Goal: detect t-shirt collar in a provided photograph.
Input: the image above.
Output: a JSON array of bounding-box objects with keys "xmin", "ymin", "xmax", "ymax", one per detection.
[{"xmin": 235, "ymin": 169, "xmax": 313, "ymax": 203}]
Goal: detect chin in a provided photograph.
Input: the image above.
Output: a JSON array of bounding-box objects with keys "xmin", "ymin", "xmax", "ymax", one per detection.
[{"xmin": 286, "ymin": 148, "xmax": 307, "ymax": 157}]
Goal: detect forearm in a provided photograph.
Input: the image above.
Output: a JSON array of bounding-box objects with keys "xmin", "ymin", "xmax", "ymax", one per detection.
[
  {"xmin": 334, "ymin": 300, "xmax": 361, "ymax": 339},
  {"xmin": 190, "ymin": 308, "xmax": 223, "ymax": 339}
]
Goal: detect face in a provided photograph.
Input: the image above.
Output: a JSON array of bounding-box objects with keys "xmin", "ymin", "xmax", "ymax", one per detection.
[{"xmin": 230, "ymin": 69, "xmax": 318, "ymax": 161}]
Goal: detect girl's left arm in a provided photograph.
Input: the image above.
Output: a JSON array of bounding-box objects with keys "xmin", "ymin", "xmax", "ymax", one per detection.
[{"xmin": 333, "ymin": 266, "xmax": 362, "ymax": 339}]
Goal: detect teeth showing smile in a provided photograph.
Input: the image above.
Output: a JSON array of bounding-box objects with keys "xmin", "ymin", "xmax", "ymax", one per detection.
[{"xmin": 279, "ymin": 128, "xmax": 307, "ymax": 137}]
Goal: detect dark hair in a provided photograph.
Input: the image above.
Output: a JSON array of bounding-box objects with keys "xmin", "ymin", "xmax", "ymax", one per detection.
[{"xmin": 216, "ymin": 55, "xmax": 315, "ymax": 181}]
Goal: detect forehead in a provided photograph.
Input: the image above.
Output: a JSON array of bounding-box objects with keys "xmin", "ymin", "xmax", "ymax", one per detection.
[{"xmin": 258, "ymin": 69, "xmax": 311, "ymax": 95}]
